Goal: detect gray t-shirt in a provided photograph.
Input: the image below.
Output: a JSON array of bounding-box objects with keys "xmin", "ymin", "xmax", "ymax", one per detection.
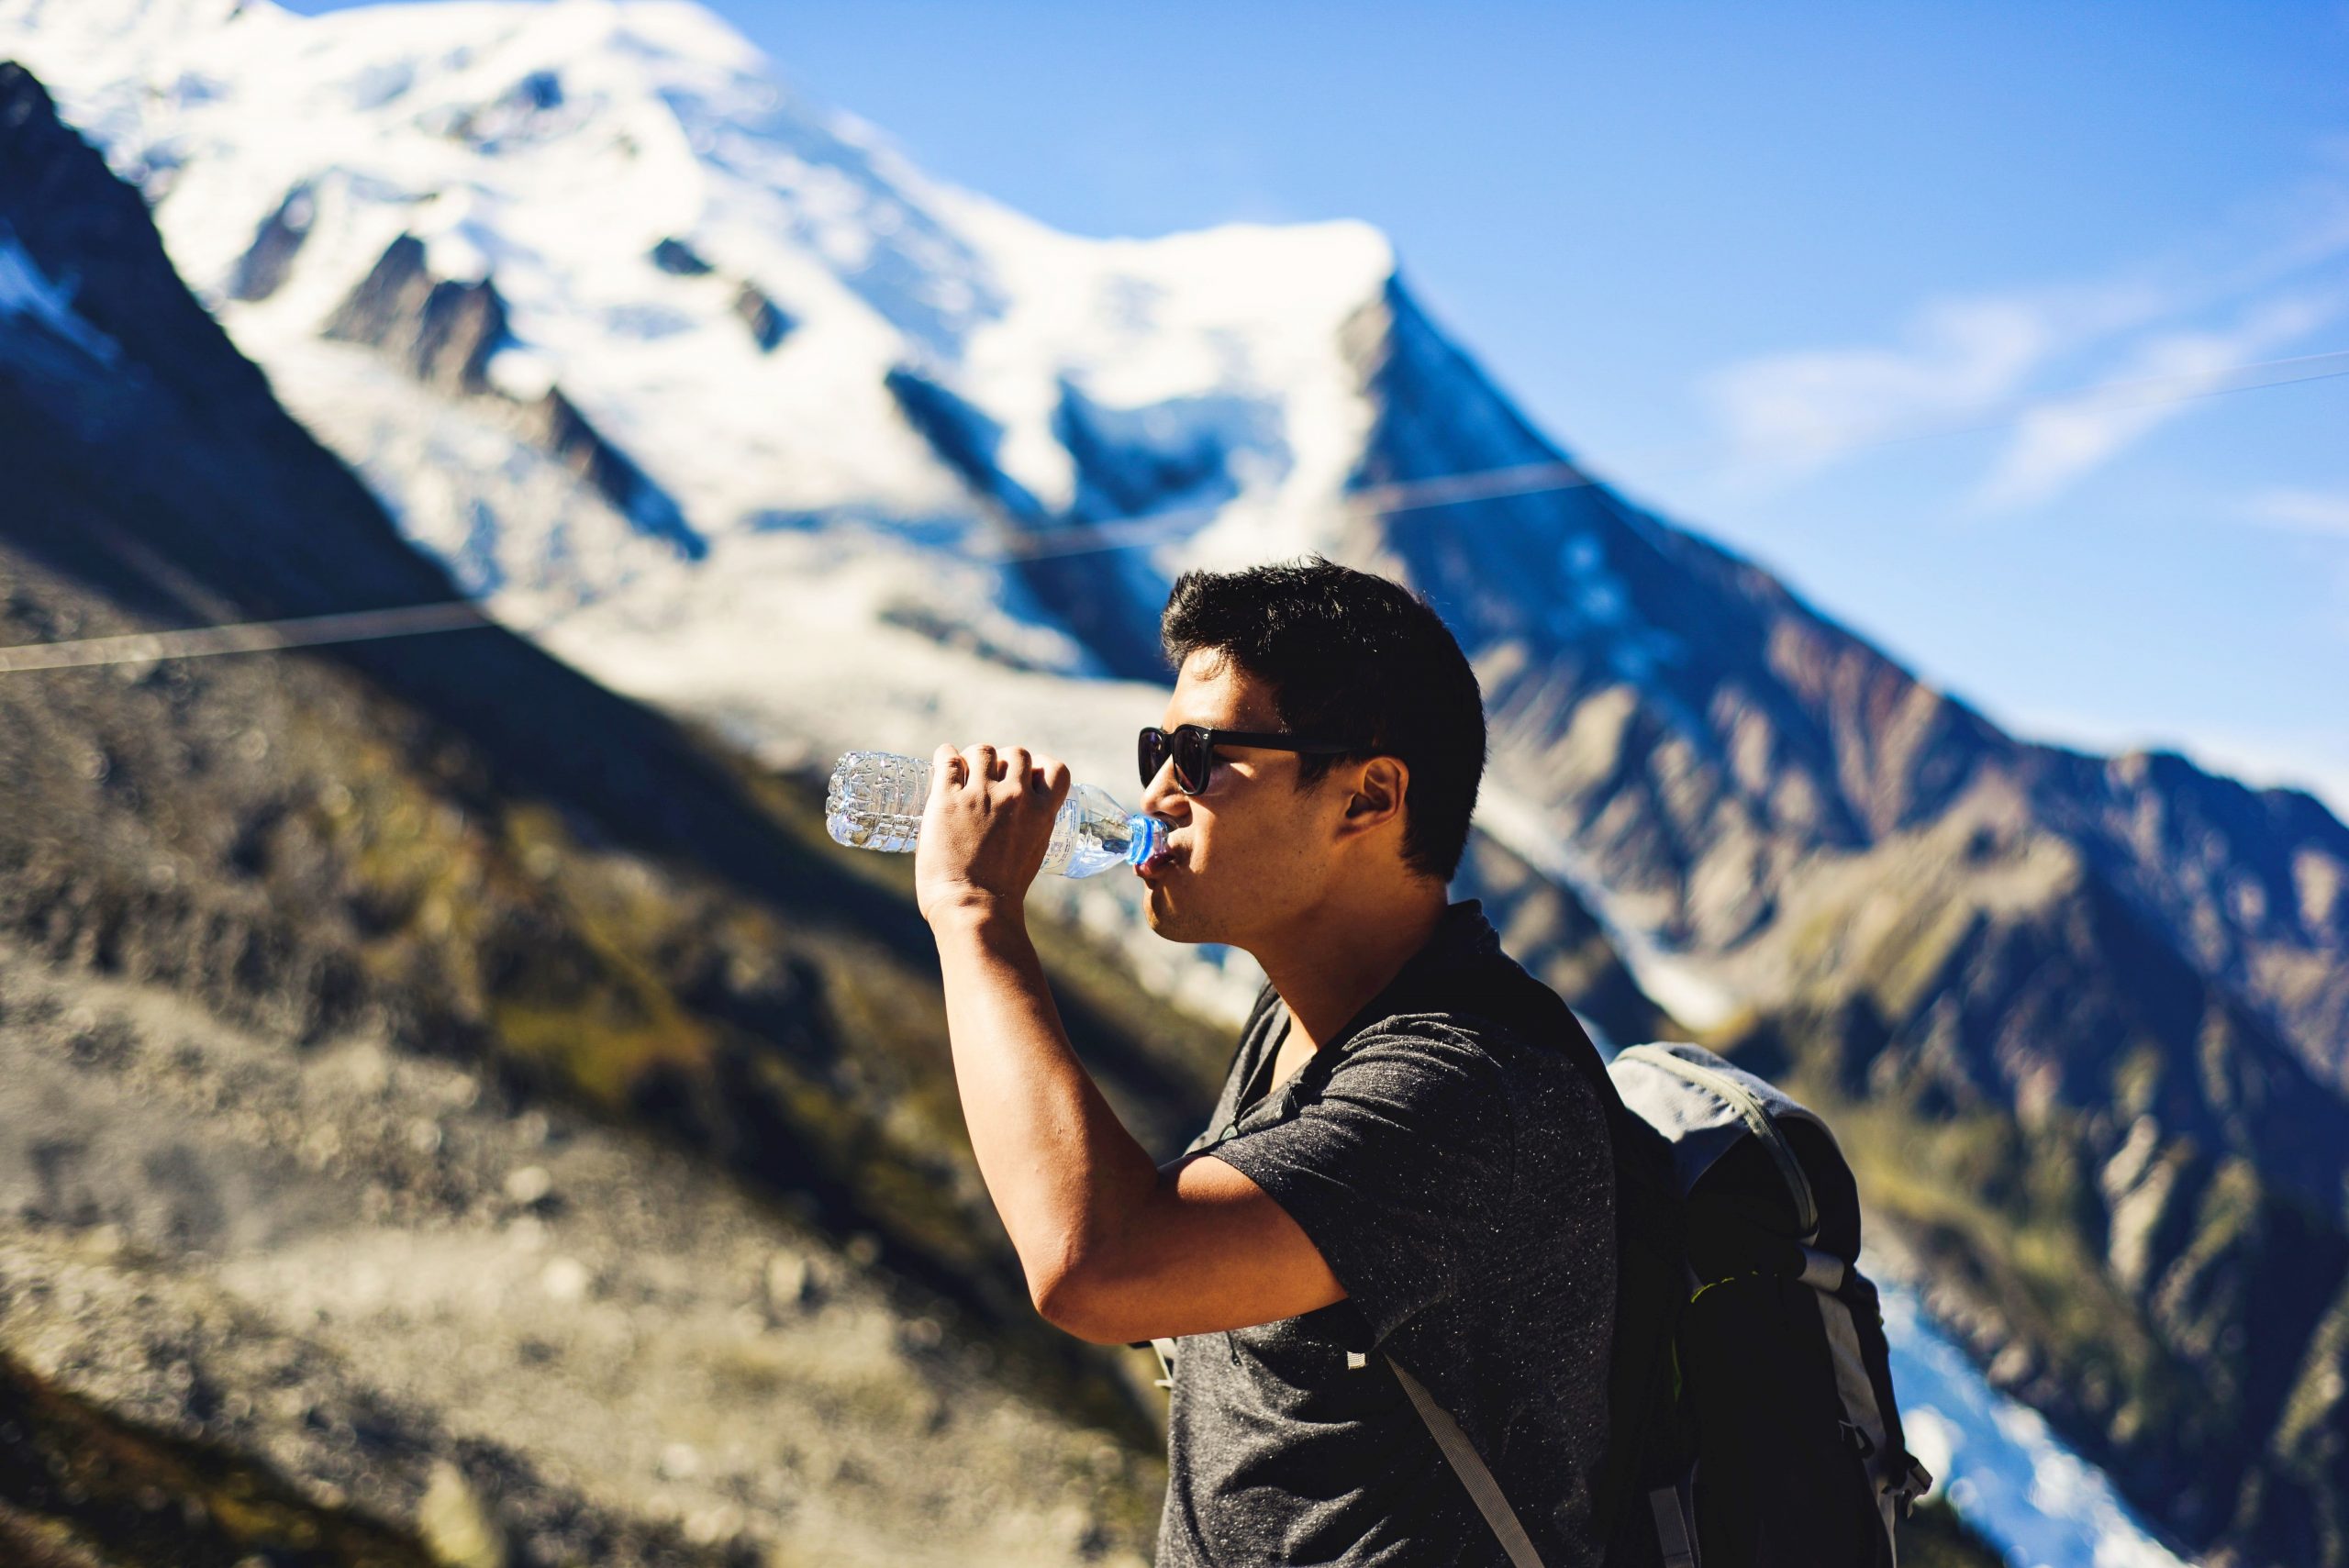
[{"xmin": 1154, "ymin": 899, "xmax": 1620, "ymax": 1568}]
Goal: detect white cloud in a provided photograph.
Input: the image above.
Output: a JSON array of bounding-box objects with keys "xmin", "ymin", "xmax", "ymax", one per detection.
[
  {"xmin": 1970, "ymin": 289, "xmax": 2345, "ymax": 510},
  {"xmin": 1692, "ymin": 178, "xmax": 2349, "ymax": 506},
  {"xmin": 2241, "ymin": 484, "xmax": 2349, "ymax": 538},
  {"xmin": 1697, "ymin": 281, "xmax": 2156, "ymax": 482}
]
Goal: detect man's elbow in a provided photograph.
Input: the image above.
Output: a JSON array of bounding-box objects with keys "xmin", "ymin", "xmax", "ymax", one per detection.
[{"xmin": 1029, "ymin": 1258, "xmax": 1136, "ymax": 1345}]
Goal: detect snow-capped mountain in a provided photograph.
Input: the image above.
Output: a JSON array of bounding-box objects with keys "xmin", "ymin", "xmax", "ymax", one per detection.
[
  {"xmin": 0, "ymin": 0, "xmax": 1457, "ymax": 1021},
  {"xmin": 11, "ymin": 0, "xmax": 2336, "ymax": 1084},
  {"xmin": 7, "ymin": 4, "xmax": 2349, "ymax": 1562},
  {"xmin": 2, "ymin": 0, "xmax": 1382, "ymax": 639}
]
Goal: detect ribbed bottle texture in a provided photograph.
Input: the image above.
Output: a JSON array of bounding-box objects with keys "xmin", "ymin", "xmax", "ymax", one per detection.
[{"xmin": 825, "ymin": 751, "xmax": 1164, "ymax": 879}]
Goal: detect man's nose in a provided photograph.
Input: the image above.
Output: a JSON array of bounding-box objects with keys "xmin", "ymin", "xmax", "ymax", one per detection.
[{"xmin": 1140, "ymin": 757, "xmax": 1186, "ymax": 818}]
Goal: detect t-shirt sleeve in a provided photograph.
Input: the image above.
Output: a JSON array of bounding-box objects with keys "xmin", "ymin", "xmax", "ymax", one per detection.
[{"xmin": 1205, "ymin": 1023, "xmax": 1518, "ymax": 1342}]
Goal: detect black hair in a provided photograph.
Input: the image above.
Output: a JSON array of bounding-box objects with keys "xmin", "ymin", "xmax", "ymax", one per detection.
[{"xmin": 1159, "ymin": 554, "xmax": 1486, "ymax": 884}]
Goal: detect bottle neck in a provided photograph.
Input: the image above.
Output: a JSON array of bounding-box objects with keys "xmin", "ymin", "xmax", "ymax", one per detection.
[{"xmin": 1123, "ymin": 814, "xmax": 1164, "ymax": 865}]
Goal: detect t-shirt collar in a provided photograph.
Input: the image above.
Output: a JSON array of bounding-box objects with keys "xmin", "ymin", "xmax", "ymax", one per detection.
[
  {"xmin": 1323, "ymin": 897, "xmax": 1499, "ymax": 1054},
  {"xmin": 1222, "ymin": 901, "xmax": 1503, "ymax": 1134}
]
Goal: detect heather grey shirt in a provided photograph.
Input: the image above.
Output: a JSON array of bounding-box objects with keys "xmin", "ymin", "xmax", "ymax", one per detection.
[{"xmin": 1154, "ymin": 900, "xmax": 1620, "ymax": 1568}]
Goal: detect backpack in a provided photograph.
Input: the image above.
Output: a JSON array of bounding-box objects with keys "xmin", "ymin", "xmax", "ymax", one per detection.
[
  {"xmin": 1607, "ymin": 1041, "xmax": 1934, "ymax": 1567},
  {"xmin": 1377, "ymin": 1040, "xmax": 1934, "ymax": 1568}
]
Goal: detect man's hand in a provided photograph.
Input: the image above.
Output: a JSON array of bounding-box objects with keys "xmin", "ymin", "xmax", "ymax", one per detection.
[{"xmin": 916, "ymin": 742, "xmax": 1072, "ymax": 924}]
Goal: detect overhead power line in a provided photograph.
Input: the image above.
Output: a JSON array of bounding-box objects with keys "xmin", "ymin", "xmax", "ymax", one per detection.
[
  {"xmin": 0, "ymin": 600, "xmax": 490, "ymax": 674},
  {"xmin": 2, "ymin": 345, "xmax": 2344, "ymax": 674}
]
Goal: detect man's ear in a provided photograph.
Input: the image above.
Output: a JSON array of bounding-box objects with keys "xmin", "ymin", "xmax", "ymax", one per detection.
[{"xmin": 1340, "ymin": 756, "xmax": 1409, "ymax": 833}]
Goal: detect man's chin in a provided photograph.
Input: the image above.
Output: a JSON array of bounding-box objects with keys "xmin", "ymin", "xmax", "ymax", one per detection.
[{"xmin": 1140, "ymin": 893, "xmax": 1213, "ymax": 944}]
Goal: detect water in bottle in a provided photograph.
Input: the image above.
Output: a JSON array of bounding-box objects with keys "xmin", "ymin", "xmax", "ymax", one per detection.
[{"xmin": 825, "ymin": 751, "xmax": 1166, "ymax": 878}]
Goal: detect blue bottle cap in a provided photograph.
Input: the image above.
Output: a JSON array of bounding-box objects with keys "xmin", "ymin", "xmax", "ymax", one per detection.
[{"xmin": 1124, "ymin": 814, "xmax": 1166, "ymax": 866}]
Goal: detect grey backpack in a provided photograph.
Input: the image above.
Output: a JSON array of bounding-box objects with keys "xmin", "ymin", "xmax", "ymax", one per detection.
[
  {"xmin": 1347, "ymin": 1041, "xmax": 1935, "ymax": 1567},
  {"xmin": 1603, "ymin": 1041, "xmax": 1933, "ymax": 1567}
]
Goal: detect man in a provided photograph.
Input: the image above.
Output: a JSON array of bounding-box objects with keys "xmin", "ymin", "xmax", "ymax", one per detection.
[{"xmin": 915, "ymin": 556, "xmax": 1633, "ymax": 1567}]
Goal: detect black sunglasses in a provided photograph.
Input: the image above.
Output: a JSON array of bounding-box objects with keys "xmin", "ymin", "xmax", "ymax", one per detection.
[{"xmin": 1138, "ymin": 724, "xmax": 1362, "ymax": 795}]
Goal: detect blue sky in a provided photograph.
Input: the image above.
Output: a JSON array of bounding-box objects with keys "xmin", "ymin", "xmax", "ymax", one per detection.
[{"xmin": 284, "ymin": 0, "xmax": 2349, "ymax": 815}]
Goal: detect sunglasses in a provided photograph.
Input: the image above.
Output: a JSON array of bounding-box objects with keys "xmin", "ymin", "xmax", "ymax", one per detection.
[{"xmin": 1138, "ymin": 724, "xmax": 1362, "ymax": 795}]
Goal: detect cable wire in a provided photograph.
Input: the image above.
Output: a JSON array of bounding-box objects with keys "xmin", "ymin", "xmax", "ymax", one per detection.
[
  {"xmin": 0, "ymin": 600, "xmax": 491, "ymax": 674},
  {"xmin": 2, "ymin": 345, "xmax": 2343, "ymax": 674}
]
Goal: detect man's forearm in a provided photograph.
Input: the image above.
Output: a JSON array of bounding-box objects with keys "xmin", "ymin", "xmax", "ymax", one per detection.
[{"xmin": 930, "ymin": 901, "xmax": 1162, "ymax": 1309}]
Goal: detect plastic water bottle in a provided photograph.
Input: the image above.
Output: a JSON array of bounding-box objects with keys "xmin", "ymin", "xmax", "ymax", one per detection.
[{"xmin": 825, "ymin": 751, "xmax": 1166, "ymax": 878}]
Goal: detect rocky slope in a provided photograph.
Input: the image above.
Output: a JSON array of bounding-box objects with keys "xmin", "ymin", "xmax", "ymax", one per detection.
[{"xmin": 0, "ymin": 940, "xmax": 1165, "ymax": 1567}]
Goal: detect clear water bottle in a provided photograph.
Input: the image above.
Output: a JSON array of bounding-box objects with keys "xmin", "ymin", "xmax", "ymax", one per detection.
[{"xmin": 825, "ymin": 751, "xmax": 1166, "ymax": 878}]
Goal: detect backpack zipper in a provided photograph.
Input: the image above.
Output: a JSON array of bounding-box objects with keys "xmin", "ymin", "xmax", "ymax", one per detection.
[{"xmin": 1627, "ymin": 1046, "xmax": 1820, "ymax": 1240}]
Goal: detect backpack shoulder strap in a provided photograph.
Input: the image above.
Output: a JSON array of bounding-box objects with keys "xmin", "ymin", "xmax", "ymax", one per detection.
[{"xmin": 1386, "ymin": 1355, "xmax": 1550, "ymax": 1568}]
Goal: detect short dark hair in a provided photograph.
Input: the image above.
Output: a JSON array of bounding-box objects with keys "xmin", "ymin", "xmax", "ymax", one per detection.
[{"xmin": 1159, "ymin": 555, "xmax": 1486, "ymax": 883}]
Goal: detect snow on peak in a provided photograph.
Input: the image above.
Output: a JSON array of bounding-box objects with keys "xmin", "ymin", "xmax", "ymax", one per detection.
[
  {"xmin": 0, "ymin": 0, "xmax": 257, "ymax": 43},
  {"xmin": 0, "ymin": 0, "xmax": 1404, "ymax": 557}
]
